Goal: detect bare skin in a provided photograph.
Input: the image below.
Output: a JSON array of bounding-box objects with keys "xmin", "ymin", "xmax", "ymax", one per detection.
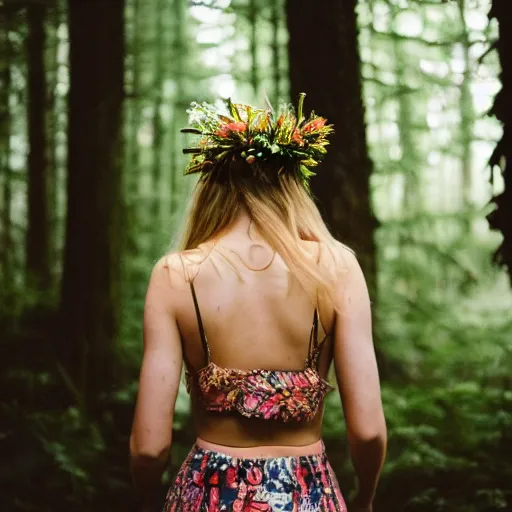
[{"xmin": 130, "ymin": 205, "xmax": 386, "ymax": 511}]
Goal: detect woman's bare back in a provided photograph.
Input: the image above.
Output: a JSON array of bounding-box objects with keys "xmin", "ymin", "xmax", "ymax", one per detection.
[{"xmin": 168, "ymin": 229, "xmax": 336, "ymax": 447}]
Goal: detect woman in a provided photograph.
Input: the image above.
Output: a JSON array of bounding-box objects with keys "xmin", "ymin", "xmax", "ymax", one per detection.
[{"xmin": 130, "ymin": 94, "xmax": 387, "ymax": 512}]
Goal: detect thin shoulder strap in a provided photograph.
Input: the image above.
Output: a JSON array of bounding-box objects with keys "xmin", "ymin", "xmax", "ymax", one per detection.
[
  {"xmin": 307, "ymin": 308, "xmax": 319, "ymax": 367},
  {"xmin": 307, "ymin": 242, "xmax": 322, "ymax": 365},
  {"xmin": 189, "ymin": 281, "xmax": 211, "ymax": 364},
  {"xmin": 307, "ymin": 307, "xmax": 329, "ymax": 369}
]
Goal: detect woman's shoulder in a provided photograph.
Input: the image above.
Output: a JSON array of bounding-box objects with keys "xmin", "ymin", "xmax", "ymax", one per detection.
[
  {"xmin": 155, "ymin": 244, "xmax": 213, "ymax": 286},
  {"xmin": 299, "ymin": 239, "xmax": 355, "ymax": 270}
]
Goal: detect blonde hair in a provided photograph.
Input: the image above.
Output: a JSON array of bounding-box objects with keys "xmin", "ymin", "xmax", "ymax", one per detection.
[{"xmin": 178, "ymin": 160, "xmax": 350, "ymax": 306}]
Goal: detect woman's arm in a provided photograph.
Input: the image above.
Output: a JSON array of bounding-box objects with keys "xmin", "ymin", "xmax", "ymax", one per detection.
[
  {"xmin": 333, "ymin": 248, "xmax": 387, "ymax": 509},
  {"xmin": 130, "ymin": 257, "xmax": 183, "ymax": 511}
]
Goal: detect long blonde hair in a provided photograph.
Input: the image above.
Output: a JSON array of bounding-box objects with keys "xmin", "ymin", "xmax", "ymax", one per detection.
[{"xmin": 178, "ymin": 160, "xmax": 350, "ymax": 306}]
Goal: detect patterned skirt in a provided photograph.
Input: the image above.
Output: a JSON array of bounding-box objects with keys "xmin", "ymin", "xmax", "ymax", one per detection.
[{"xmin": 163, "ymin": 441, "xmax": 346, "ymax": 511}]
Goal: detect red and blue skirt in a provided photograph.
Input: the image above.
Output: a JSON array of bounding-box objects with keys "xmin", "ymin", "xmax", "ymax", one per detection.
[{"xmin": 163, "ymin": 441, "xmax": 346, "ymax": 511}]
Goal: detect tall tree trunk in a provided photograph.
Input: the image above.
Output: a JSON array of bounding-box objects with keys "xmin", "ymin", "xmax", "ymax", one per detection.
[
  {"xmin": 391, "ymin": 5, "xmax": 422, "ymax": 295},
  {"xmin": 0, "ymin": 6, "xmax": 13, "ymax": 288},
  {"xmin": 26, "ymin": 3, "xmax": 52, "ymax": 293},
  {"xmin": 170, "ymin": 0, "xmax": 187, "ymax": 225},
  {"xmin": 287, "ymin": 0, "xmax": 390, "ymax": 383},
  {"xmin": 127, "ymin": 0, "xmax": 141, "ymax": 200},
  {"xmin": 52, "ymin": 0, "xmax": 68, "ymax": 267},
  {"xmin": 487, "ymin": 0, "xmax": 511, "ymax": 282},
  {"xmin": 458, "ymin": 0, "xmax": 475, "ymax": 234},
  {"xmin": 46, "ymin": 2, "xmax": 60, "ymax": 274},
  {"xmin": 61, "ymin": 0, "xmax": 125, "ymax": 414},
  {"xmin": 151, "ymin": 0, "xmax": 164, "ymax": 245},
  {"xmin": 270, "ymin": 0, "xmax": 281, "ymax": 107},
  {"xmin": 286, "ymin": 0, "xmax": 378, "ymax": 296},
  {"xmin": 248, "ymin": 0, "xmax": 259, "ymax": 96}
]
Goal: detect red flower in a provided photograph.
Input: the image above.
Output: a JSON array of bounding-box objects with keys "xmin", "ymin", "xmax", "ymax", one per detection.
[
  {"xmin": 209, "ymin": 471, "xmax": 219, "ymax": 485},
  {"xmin": 192, "ymin": 470, "xmax": 204, "ymax": 486},
  {"xmin": 216, "ymin": 122, "xmax": 247, "ymax": 137},
  {"xmin": 246, "ymin": 466, "xmax": 263, "ymax": 486},
  {"xmin": 208, "ymin": 486, "xmax": 220, "ymax": 511},
  {"xmin": 244, "ymin": 501, "xmax": 271, "ymax": 511},
  {"xmin": 302, "ymin": 117, "xmax": 326, "ymax": 133},
  {"xmin": 292, "ymin": 490, "xmax": 300, "ymax": 512},
  {"xmin": 289, "ymin": 390, "xmax": 306, "ymax": 405},
  {"xmin": 234, "ymin": 484, "xmax": 271, "ymax": 512},
  {"xmin": 243, "ymin": 394, "xmax": 260, "ymax": 411},
  {"xmin": 226, "ymin": 466, "xmax": 238, "ymax": 488},
  {"xmin": 291, "ymin": 372, "xmax": 310, "ymax": 387},
  {"xmin": 295, "ymin": 464, "xmax": 309, "ymax": 496},
  {"xmin": 260, "ymin": 394, "xmax": 281, "ymax": 419},
  {"xmin": 292, "ymin": 128, "xmax": 303, "ymax": 145}
]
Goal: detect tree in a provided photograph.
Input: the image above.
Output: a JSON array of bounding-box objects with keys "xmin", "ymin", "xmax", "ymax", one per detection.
[
  {"xmin": 248, "ymin": 0, "xmax": 259, "ymax": 96},
  {"xmin": 286, "ymin": 0, "xmax": 378, "ymax": 297},
  {"xmin": 487, "ymin": 0, "xmax": 512, "ymax": 284},
  {"xmin": 0, "ymin": 5, "xmax": 13, "ymax": 290},
  {"xmin": 60, "ymin": 0, "xmax": 125, "ymax": 414},
  {"xmin": 169, "ymin": 0, "xmax": 189, "ymax": 224},
  {"xmin": 270, "ymin": 0, "xmax": 282, "ymax": 107},
  {"xmin": 150, "ymin": 0, "xmax": 165, "ymax": 246},
  {"xmin": 26, "ymin": 1, "xmax": 52, "ymax": 293},
  {"xmin": 457, "ymin": 0, "xmax": 476, "ymax": 233}
]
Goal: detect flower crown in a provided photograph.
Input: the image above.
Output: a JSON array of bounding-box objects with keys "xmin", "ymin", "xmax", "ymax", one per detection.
[{"xmin": 181, "ymin": 93, "xmax": 334, "ymax": 187}]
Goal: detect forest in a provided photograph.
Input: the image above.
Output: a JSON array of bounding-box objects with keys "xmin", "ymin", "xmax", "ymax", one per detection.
[{"xmin": 0, "ymin": 0, "xmax": 511, "ymax": 511}]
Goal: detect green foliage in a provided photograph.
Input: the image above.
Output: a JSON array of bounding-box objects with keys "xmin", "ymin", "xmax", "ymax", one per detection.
[
  {"xmin": 321, "ymin": 381, "xmax": 512, "ymax": 511},
  {"xmin": 0, "ymin": 0, "xmax": 510, "ymax": 511},
  {"xmin": 0, "ymin": 358, "xmax": 131, "ymax": 511},
  {"xmin": 377, "ymin": 384, "xmax": 512, "ymax": 511}
]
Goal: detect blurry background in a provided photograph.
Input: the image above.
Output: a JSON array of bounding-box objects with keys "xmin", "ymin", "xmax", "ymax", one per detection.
[{"xmin": 0, "ymin": 0, "xmax": 511, "ymax": 510}]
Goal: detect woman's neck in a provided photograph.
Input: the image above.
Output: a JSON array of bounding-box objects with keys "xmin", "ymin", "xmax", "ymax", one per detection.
[
  {"xmin": 222, "ymin": 204, "xmax": 264, "ymax": 242},
  {"xmin": 214, "ymin": 203, "xmax": 276, "ymax": 271}
]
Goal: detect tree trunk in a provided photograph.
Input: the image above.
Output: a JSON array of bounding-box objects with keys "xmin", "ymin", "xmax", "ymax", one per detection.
[
  {"xmin": 286, "ymin": 0, "xmax": 378, "ymax": 296},
  {"xmin": 151, "ymin": 0, "xmax": 164, "ymax": 245},
  {"xmin": 487, "ymin": 0, "xmax": 512, "ymax": 283},
  {"xmin": 391, "ymin": 5, "xmax": 422, "ymax": 296},
  {"xmin": 270, "ymin": 0, "xmax": 281, "ymax": 107},
  {"xmin": 126, "ymin": 0, "xmax": 141, "ymax": 200},
  {"xmin": 458, "ymin": 0, "xmax": 475, "ymax": 234},
  {"xmin": 0, "ymin": 6, "xmax": 13, "ymax": 288},
  {"xmin": 61, "ymin": 0, "xmax": 125, "ymax": 414},
  {"xmin": 170, "ymin": 0, "xmax": 187, "ymax": 224},
  {"xmin": 248, "ymin": 0, "xmax": 259, "ymax": 96},
  {"xmin": 46, "ymin": 2, "xmax": 60, "ymax": 274},
  {"xmin": 26, "ymin": 3, "xmax": 52, "ymax": 293}
]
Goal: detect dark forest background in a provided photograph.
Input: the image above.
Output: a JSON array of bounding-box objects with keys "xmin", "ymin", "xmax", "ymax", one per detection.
[{"xmin": 0, "ymin": 0, "xmax": 511, "ymax": 510}]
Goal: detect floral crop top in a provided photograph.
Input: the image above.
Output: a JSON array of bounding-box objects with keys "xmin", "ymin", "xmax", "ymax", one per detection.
[{"xmin": 184, "ymin": 282, "xmax": 334, "ymax": 422}]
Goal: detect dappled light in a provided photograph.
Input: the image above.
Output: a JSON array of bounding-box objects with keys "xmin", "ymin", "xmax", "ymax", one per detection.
[{"xmin": 0, "ymin": 0, "xmax": 510, "ymax": 511}]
